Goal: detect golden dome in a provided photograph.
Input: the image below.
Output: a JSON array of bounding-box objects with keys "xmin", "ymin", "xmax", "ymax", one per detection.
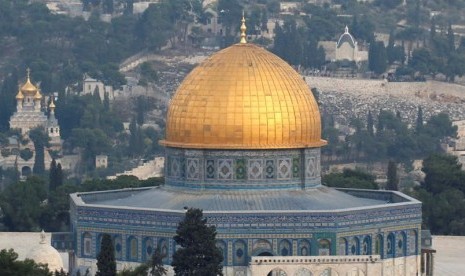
[
  {"xmin": 161, "ymin": 43, "xmax": 326, "ymax": 149},
  {"xmin": 49, "ymin": 98, "xmax": 56, "ymax": 109},
  {"xmin": 15, "ymin": 90, "xmax": 24, "ymax": 100},
  {"xmin": 34, "ymin": 89, "xmax": 43, "ymax": 100},
  {"xmin": 21, "ymin": 78, "xmax": 38, "ymax": 95}
]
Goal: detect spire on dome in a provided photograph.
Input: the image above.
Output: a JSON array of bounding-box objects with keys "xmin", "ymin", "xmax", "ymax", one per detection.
[
  {"xmin": 344, "ymin": 25, "xmax": 349, "ymax": 34},
  {"xmin": 240, "ymin": 11, "xmax": 247, "ymax": 44}
]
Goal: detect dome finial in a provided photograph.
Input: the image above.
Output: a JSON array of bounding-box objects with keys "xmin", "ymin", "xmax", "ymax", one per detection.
[
  {"xmin": 49, "ymin": 97, "xmax": 56, "ymax": 111},
  {"xmin": 40, "ymin": 230, "xmax": 46, "ymax": 244},
  {"xmin": 26, "ymin": 68, "xmax": 31, "ymax": 81},
  {"xmin": 344, "ymin": 25, "xmax": 349, "ymax": 34},
  {"xmin": 240, "ymin": 11, "xmax": 247, "ymax": 44}
]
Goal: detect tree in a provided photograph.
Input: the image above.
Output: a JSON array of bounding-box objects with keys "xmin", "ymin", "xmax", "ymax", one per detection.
[
  {"xmin": 150, "ymin": 247, "xmax": 167, "ymax": 276},
  {"xmin": 172, "ymin": 208, "xmax": 223, "ymax": 276},
  {"xmin": 0, "ymin": 249, "xmax": 52, "ymax": 276},
  {"xmin": 386, "ymin": 161, "xmax": 398, "ymax": 191},
  {"xmin": 96, "ymin": 234, "xmax": 116, "ymax": 276},
  {"xmin": 49, "ymin": 159, "xmax": 63, "ymax": 191},
  {"xmin": 367, "ymin": 110, "xmax": 374, "ymax": 136},
  {"xmin": 368, "ymin": 41, "xmax": 387, "ymax": 75},
  {"xmin": 323, "ymin": 168, "xmax": 379, "ymax": 190},
  {"xmin": 415, "ymin": 106, "xmax": 423, "ymax": 133},
  {"xmin": 29, "ymin": 127, "xmax": 49, "ymax": 175}
]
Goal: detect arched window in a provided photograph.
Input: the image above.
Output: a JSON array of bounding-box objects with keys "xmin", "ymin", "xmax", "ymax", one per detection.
[
  {"xmin": 375, "ymin": 234, "xmax": 383, "ymax": 258},
  {"xmin": 338, "ymin": 238, "xmax": 347, "ymax": 255},
  {"xmin": 349, "ymin": 237, "xmax": 359, "ymax": 255},
  {"xmin": 127, "ymin": 236, "xmax": 138, "ymax": 261},
  {"xmin": 234, "ymin": 240, "xmax": 247, "ymax": 266},
  {"xmin": 159, "ymin": 239, "xmax": 168, "ymax": 263},
  {"xmin": 387, "ymin": 233, "xmax": 395, "ymax": 258},
  {"xmin": 408, "ymin": 230, "xmax": 418, "ymax": 255},
  {"xmin": 216, "ymin": 240, "xmax": 227, "ymax": 265},
  {"xmin": 268, "ymin": 268, "xmax": 287, "ymax": 276},
  {"xmin": 398, "ymin": 232, "xmax": 407, "ymax": 257},
  {"xmin": 83, "ymin": 232, "xmax": 92, "ymax": 257},
  {"xmin": 279, "ymin": 239, "xmax": 291, "ymax": 256},
  {"xmin": 114, "ymin": 235, "xmax": 122, "ymax": 260},
  {"xmin": 318, "ymin": 239, "xmax": 331, "ymax": 256},
  {"xmin": 295, "ymin": 268, "xmax": 313, "ymax": 276},
  {"xmin": 299, "ymin": 240, "xmax": 311, "ymax": 256},
  {"xmin": 50, "ymin": 128, "xmax": 54, "ymax": 133},
  {"xmin": 362, "ymin": 236, "xmax": 371, "ymax": 255},
  {"xmin": 142, "ymin": 237, "xmax": 153, "ymax": 262}
]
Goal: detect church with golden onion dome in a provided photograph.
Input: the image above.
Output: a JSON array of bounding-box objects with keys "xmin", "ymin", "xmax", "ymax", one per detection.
[
  {"xmin": 69, "ymin": 17, "xmax": 421, "ymax": 276},
  {"xmin": 6, "ymin": 69, "xmax": 61, "ymax": 175}
]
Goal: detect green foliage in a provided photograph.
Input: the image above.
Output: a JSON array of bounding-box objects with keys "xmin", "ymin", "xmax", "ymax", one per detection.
[
  {"xmin": 386, "ymin": 161, "xmax": 398, "ymax": 191},
  {"xmin": 19, "ymin": 148, "xmax": 33, "ymax": 161},
  {"xmin": 409, "ymin": 154, "xmax": 465, "ymax": 235},
  {"xmin": 0, "ymin": 176, "xmax": 48, "ymax": 231},
  {"xmin": 323, "ymin": 168, "xmax": 379, "ymax": 189},
  {"xmin": 49, "ymin": 159, "xmax": 63, "ymax": 191},
  {"xmin": 368, "ymin": 41, "xmax": 387, "ymax": 75},
  {"xmin": 0, "ymin": 249, "xmax": 53, "ymax": 276},
  {"xmin": 273, "ymin": 19, "xmax": 326, "ymax": 69},
  {"xmin": 172, "ymin": 208, "xmax": 223, "ymax": 276},
  {"xmin": 149, "ymin": 248, "xmax": 167, "ymax": 276},
  {"xmin": 29, "ymin": 127, "xmax": 49, "ymax": 175},
  {"xmin": 96, "ymin": 234, "xmax": 116, "ymax": 276}
]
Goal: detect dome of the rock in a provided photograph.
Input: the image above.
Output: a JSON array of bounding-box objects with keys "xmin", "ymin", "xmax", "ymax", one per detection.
[{"xmin": 161, "ymin": 43, "xmax": 326, "ymax": 149}]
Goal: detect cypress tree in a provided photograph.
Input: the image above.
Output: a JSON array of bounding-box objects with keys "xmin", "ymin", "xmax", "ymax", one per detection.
[
  {"xmin": 49, "ymin": 159, "xmax": 57, "ymax": 191},
  {"xmin": 367, "ymin": 110, "xmax": 374, "ymax": 136},
  {"xmin": 96, "ymin": 234, "xmax": 116, "ymax": 276},
  {"xmin": 416, "ymin": 106, "xmax": 423, "ymax": 133},
  {"xmin": 386, "ymin": 161, "xmax": 399, "ymax": 191},
  {"xmin": 56, "ymin": 163, "xmax": 63, "ymax": 188},
  {"xmin": 172, "ymin": 208, "xmax": 223, "ymax": 276},
  {"xmin": 29, "ymin": 127, "xmax": 48, "ymax": 175}
]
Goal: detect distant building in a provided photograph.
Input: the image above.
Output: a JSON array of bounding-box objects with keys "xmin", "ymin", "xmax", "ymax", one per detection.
[
  {"xmin": 95, "ymin": 155, "xmax": 108, "ymax": 169},
  {"xmin": 82, "ymin": 74, "xmax": 114, "ymax": 100},
  {"xmin": 5, "ymin": 70, "xmax": 62, "ymax": 176},
  {"xmin": 319, "ymin": 26, "xmax": 368, "ymax": 63}
]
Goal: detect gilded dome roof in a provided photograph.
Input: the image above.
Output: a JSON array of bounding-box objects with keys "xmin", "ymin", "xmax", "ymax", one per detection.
[
  {"xmin": 21, "ymin": 78, "xmax": 38, "ymax": 95},
  {"xmin": 15, "ymin": 90, "xmax": 24, "ymax": 100},
  {"xmin": 161, "ymin": 43, "xmax": 326, "ymax": 149}
]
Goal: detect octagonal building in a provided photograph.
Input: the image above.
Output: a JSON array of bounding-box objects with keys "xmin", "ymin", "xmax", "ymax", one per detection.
[{"xmin": 70, "ymin": 20, "xmax": 422, "ymax": 276}]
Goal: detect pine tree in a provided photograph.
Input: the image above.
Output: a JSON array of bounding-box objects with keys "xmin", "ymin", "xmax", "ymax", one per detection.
[
  {"xmin": 172, "ymin": 208, "xmax": 223, "ymax": 276},
  {"xmin": 386, "ymin": 161, "xmax": 399, "ymax": 191},
  {"xmin": 96, "ymin": 234, "xmax": 116, "ymax": 276},
  {"xmin": 150, "ymin": 247, "xmax": 167, "ymax": 276}
]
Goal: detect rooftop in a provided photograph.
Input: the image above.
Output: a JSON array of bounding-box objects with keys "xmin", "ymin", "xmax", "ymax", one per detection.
[{"xmin": 73, "ymin": 186, "xmax": 418, "ymax": 213}]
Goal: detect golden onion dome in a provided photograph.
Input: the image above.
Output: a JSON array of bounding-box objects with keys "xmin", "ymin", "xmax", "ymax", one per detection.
[
  {"xmin": 160, "ymin": 43, "xmax": 326, "ymax": 149},
  {"xmin": 21, "ymin": 78, "xmax": 38, "ymax": 95},
  {"xmin": 15, "ymin": 90, "xmax": 24, "ymax": 100},
  {"xmin": 49, "ymin": 98, "xmax": 56, "ymax": 109},
  {"xmin": 34, "ymin": 89, "xmax": 43, "ymax": 100}
]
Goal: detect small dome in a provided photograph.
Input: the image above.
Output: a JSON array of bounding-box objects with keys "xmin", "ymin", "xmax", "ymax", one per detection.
[
  {"xmin": 26, "ymin": 231, "xmax": 64, "ymax": 272},
  {"xmin": 16, "ymin": 90, "xmax": 24, "ymax": 100},
  {"xmin": 34, "ymin": 89, "xmax": 43, "ymax": 100},
  {"xmin": 337, "ymin": 26, "xmax": 356, "ymax": 48},
  {"xmin": 161, "ymin": 43, "xmax": 326, "ymax": 149}
]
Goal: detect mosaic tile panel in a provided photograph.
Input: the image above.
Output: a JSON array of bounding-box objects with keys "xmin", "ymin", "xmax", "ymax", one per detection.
[
  {"xmin": 218, "ymin": 159, "xmax": 233, "ymax": 180},
  {"xmin": 186, "ymin": 158, "xmax": 200, "ymax": 180},
  {"xmin": 206, "ymin": 159, "xmax": 215, "ymax": 179},
  {"xmin": 248, "ymin": 159, "xmax": 263, "ymax": 180},
  {"xmin": 235, "ymin": 159, "xmax": 246, "ymax": 180},
  {"xmin": 277, "ymin": 158, "xmax": 291, "ymax": 180},
  {"xmin": 265, "ymin": 160, "xmax": 275, "ymax": 179},
  {"xmin": 292, "ymin": 157, "xmax": 300, "ymax": 178}
]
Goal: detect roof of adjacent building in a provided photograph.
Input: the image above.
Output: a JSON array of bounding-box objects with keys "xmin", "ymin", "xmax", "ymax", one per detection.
[{"xmin": 74, "ymin": 186, "xmax": 419, "ymax": 212}]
